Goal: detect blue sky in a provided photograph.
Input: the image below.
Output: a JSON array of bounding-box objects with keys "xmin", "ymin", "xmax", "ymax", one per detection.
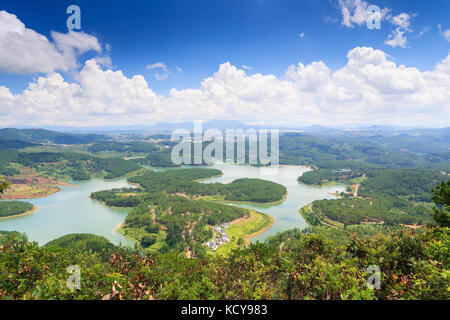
[{"xmin": 0, "ymin": 0, "xmax": 449, "ymax": 127}]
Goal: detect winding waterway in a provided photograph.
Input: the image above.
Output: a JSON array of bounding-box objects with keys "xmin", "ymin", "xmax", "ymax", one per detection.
[
  {"xmin": 0, "ymin": 165, "xmax": 345, "ymax": 246},
  {"xmin": 0, "ymin": 179, "xmax": 134, "ymax": 247},
  {"xmin": 200, "ymin": 164, "xmax": 345, "ymax": 242}
]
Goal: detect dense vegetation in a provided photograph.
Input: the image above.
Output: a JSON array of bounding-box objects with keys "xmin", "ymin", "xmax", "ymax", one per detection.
[
  {"xmin": 87, "ymin": 141, "xmax": 159, "ymax": 154},
  {"xmin": 90, "ymin": 188, "xmax": 143, "ymax": 207},
  {"xmin": 0, "ymin": 150, "xmax": 141, "ymax": 180},
  {"xmin": 44, "ymin": 234, "xmax": 116, "ymax": 253},
  {"xmin": 432, "ymin": 180, "xmax": 450, "ymax": 227},
  {"xmin": 91, "ymin": 167, "xmax": 285, "ymax": 256},
  {"xmin": 298, "ymin": 168, "xmax": 364, "ymax": 185},
  {"xmin": 127, "ymin": 169, "xmax": 286, "ymax": 203},
  {"xmin": 310, "ymin": 197, "xmax": 432, "ymax": 226},
  {"xmin": 141, "ymin": 150, "xmax": 180, "ymax": 167},
  {"xmin": 0, "ymin": 139, "xmax": 38, "ymax": 150},
  {"xmin": 0, "ymin": 224, "xmax": 447, "ymax": 300},
  {"xmin": 279, "ymin": 133, "xmax": 450, "ymax": 170},
  {"xmin": 299, "ymin": 168, "xmax": 447, "ymax": 228},
  {"xmin": 358, "ymin": 169, "xmax": 447, "ymax": 202},
  {"xmin": 120, "ymin": 193, "xmax": 248, "ymax": 257},
  {"xmin": 0, "ymin": 201, "xmax": 34, "ymax": 218},
  {"xmin": 127, "ymin": 168, "xmax": 221, "ymax": 192},
  {"xmin": 0, "ymin": 128, "xmax": 105, "ymax": 145},
  {"xmin": 0, "ymin": 176, "xmax": 10, "ymax": 194},
  {"xmin": 218, "ymin": 178, "xmax": 287, "ymax": 203},
  {"xmin": 0, "ymin": 127, "xmax": 449, "ymax": 300}
]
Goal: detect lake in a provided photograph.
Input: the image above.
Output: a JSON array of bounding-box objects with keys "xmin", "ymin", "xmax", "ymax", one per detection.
[
  {"xmin": 200, "ymin": 164, "xmax": 345, "ymax": 242},
  {"xmin": 0, "ymin": 179, "xmax": 134, "ymax": 247},
  {"xmin": 0, "ymin": 165, "xmax": 345, "ymax": 246}
]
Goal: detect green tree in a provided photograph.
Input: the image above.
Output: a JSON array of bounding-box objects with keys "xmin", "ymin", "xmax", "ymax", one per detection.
[
  {"xmin": 431, "ymin": 180, "xmax": 450, "ymax": 227},
  {"xmin": 141, "ymin": 234, "xmax": 157, "ymax": 248},
  {"xmin": 0, "ymin": 176, "xmax": 11, "ymax": 194}
]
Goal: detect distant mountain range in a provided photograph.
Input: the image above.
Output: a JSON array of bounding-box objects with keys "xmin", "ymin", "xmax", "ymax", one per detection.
[
  {"xmin": 1, "ymin": 122, "xmax": 449, "ymax": 152},
  {"xmin": 0, "ymin": 128, "xmax": 106, "ymax": 145},
  {"xmin": 8, "ymin": 120, "xmax": 447, "ymax": 134}
]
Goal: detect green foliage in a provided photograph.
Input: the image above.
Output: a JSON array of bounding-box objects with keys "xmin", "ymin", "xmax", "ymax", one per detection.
[
  {"xmin": 121, "ymin": 193, "xmax": 247, "ymax": 255},
  {"xmin": 311, "ymin": 197, "xmax": 432, "ymax": 226},
  {"xmin": 44, "ymin": 233, "xmax": 116, "ymax": 253},
  {"xmin": 0, "ymin": 176, "xmax": 11, "ymax": 194},
  {"xmin": 0, "ymin": 139, "xmax": 38, "ymax": 150},
  {"xmin": 299, "ymin": 169, "xmax": 363, "ymax": 185},
  {"xmin": 0, "ymin": 227, "xmax": 447, "ymax": 300},
  {"xmin": 90, "ymin": 188, "xmax": 143, "ymax": 207},
  {"xmin": 144, "ymin": 150, "xmax": 180, "ymax": 167},
  {"xmin": 140, "ymin": 234, "xmax": 157, "ymax": 248},
  {"xmin": 128, "ymin": 168, "xmax": 222, "ymax": 193},
  {"xmin": 431, "ymin": 180, "xmax": 450, "ymax": 227},
  {"xmin": 220, "ymin": 178, "xmax": 287, "ymax": 203},
  {"xmin": 87, "ymin": 141, "xmax": 159, "ymax": 154},
  {"xmin": 128, "ymin": 169, "xmax": 286, "ymax": 203},
  {"xmin": 0, "ymin": 231, "xmax": 28, "ymax": 245},
  {"xmin": 278, "ymin": 133, "xmax": 449, "ymax": 170},
  {"xmin": 0, "ymin": 150, "xmax": 141, "ymax": 180},
  {"xmin": 301, "ymin": 169, "xmax": 446, "ymax": 228},
  {"xmin": 0, "ymin": 128, "xmax": 105, "ymax": 145},
  {"xmin": 0, "ymin": 201, "xmax": 34, "ymax": 218},
  {"xmin": 359, "ymin": 169, "xmax": 446, "ymax": 202}
]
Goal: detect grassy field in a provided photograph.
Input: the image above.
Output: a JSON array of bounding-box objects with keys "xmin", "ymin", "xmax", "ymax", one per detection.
[{"xmin": 208, "ymin": 209, "xmax": 274, "ymax": 257}]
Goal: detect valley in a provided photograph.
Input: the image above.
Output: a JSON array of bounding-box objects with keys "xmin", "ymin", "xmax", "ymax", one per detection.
[{"xmin": 0, "ymin": 126, "xmax": 448, "ymax": 300}]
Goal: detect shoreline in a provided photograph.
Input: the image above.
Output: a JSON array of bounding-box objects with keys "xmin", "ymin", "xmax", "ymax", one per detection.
[
  {"xmin": 245, "ymin": 212, "xmax": 275, "ymax": 244},
  {"xmin": 116, "ymin": 225, "xmax": 140, "ymax": 247},
  {"xmin": 209, "ymin": 210, "xmax": 276, "ymax": 255},
  {"xmin": 0, "ymin": 205, "xmax": 38, "ymax": 220},
  {"xmin": 221, "ymin": 190, "xmax": 288, "ymax": 206},
  {"xmin": 0, "ymin": 186, "xmax": 61, "ymax": 200},
  {"xmin": 298, "ymin": 204, "xmax": 313, "ymax": 227},
  {"xmin": 113, "ymin": 222, "xmax": 124, "ymax": 233},
  {"xmin": 279, "ymin": 164, "xmax": 313, "ymax": 169},
  {"xmin": 88, "ymin": 195, "xmax": 130, "ymax": 209},
  {"xmin": 194, "ymin": 172, "xmax": 225, "ymax": 182},
  {"xmin": 0, "ymin": 175, "xmax": 78, "ymax": 201}
]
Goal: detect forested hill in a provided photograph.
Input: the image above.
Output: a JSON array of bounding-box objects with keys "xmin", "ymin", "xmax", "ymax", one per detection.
[
  {"xmin": 127, "ymin": 168, "xmax": 287, "ymax": 203},
  {"xmin": 0, "ymin": 201, "xmax": 34, "ymax": 218},
  {"xmin": 0, "ymin": 150, "xmax": 141, "ymax": 180},
  {"xmin": 358, "ymin": 169, "xmax": 446, "ymax": 202},
  {"xmin": 0, "ymin": 128, "xmax": 105, "ymax": 145},
  {"xmin": 44, "ymin": 234, "xmax": 116, "ymax": 253},
  {"xmin": 279, "ymin": 133, "xmax": 450, "ymax": 171}
]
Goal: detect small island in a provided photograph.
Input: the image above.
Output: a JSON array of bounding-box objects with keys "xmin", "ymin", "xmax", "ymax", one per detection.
[{"xmin": 0, "ymin": 201, "xmax": 37, "ymax": 220}]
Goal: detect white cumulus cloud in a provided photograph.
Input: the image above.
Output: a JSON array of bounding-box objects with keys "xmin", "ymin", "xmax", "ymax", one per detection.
[
  {"xmin": 0, "ymin": 11, "xmax": 101, "ymax": 74},
  {"xmin": 1, "ymin": 47, "xmax": 450, "ymax": 128}
]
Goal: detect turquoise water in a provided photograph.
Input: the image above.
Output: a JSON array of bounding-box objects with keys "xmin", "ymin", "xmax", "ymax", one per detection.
[
  {"xmin": 200, "ymin": 164, "xmax": 345, "ymax": 242},
  {"xmin": 0, "ymin": 165, "xmax": 344, "ymax": 246},
  {"xmin": 0, "ymin": 179, "xmax": 134, "ymax": 247}
]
